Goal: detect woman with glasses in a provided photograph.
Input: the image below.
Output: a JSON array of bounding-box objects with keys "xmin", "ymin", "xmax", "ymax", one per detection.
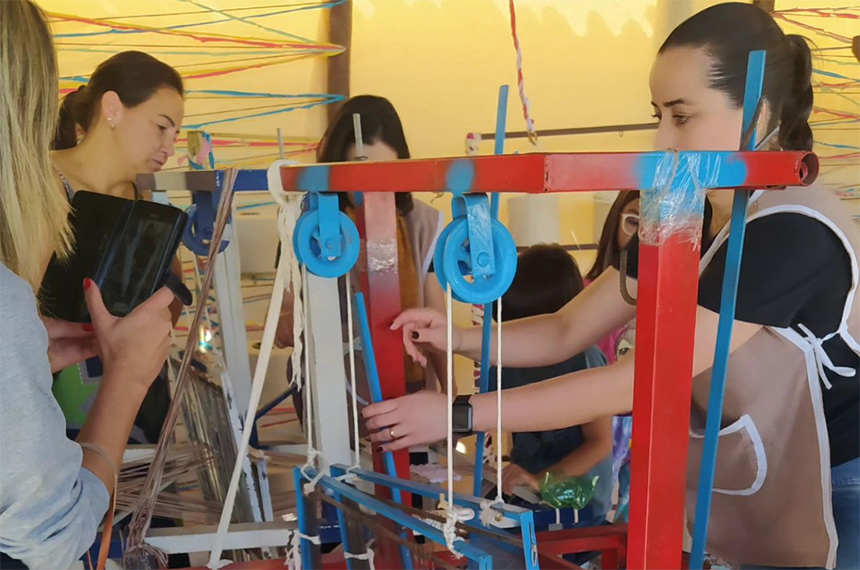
[
  {"xmin": 368, "ymin": 3, "xmax": 860, "ymax": 567},
  {"xmin": 581, "ymin": 191, "xmax": 640, "ymax": 523}
]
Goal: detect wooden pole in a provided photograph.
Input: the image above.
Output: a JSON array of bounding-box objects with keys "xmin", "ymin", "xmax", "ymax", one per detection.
[
  {"xmin": 327, "ymin": 0, "xmax": 352, "ymax": 121},
  {"xmin": 853, "ymin": 36, "xmax": 859, "ymax": 64},
  {"xmin": 752, "ymin": 0, "xmax": 775, "ymax": 12}
]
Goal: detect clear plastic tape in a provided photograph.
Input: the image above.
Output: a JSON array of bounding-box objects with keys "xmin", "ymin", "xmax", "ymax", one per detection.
[
  {"xmin": 366, "ymin": 238, "xmax": 398, "ymax": 273},
  {"xmin": 639, "ymin": 151, "xmax": 718, "ymax": 247}
]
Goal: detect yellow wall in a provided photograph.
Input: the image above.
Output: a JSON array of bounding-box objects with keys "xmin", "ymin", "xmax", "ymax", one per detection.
[{"xmin": 349, "ymin": 0, "xmax": 723, "ymax": 396}]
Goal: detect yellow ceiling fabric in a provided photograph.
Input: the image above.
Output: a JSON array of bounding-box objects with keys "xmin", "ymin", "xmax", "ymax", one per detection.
[{"xmin": 38, "ymin": 0, "xmax": 857, "ymax": 216}]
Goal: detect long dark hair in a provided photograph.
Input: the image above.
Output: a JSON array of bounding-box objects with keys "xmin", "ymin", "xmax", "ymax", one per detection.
[
  {"xmin": 318, "ymin": 95, "xmax": 414, "ymax": 215},
  {"xmin": 660, "ymin": 2, "xmax": 813, "ymax": 151},
  {"xmin": 52, "ymin": 51, "xmax": 184, "ymax": 150},
  {"xmin": 585, "ymin": 191, "xmax": 639, "ymax": 281},
  {"xmin": 494, "ymin": 244, "xmax": 584, "ymax": 322}
]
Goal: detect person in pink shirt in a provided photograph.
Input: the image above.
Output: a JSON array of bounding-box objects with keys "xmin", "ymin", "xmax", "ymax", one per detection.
[
  {"xmin": 584, "ymin": 191, "xmax": 640, "ymax": 364},
  {"xmin": 584, "ymin": 191, "xmax": 639, "ymax": 521}
]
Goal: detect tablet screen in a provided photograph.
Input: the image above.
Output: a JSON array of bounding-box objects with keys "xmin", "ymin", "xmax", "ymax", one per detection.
[{"xmin": 100, "ymin": 207, "xmax": 179, "ymax": 316}]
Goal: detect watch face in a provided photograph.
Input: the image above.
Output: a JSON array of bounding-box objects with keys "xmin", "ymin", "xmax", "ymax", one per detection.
[{"xmin": 452, "ymin": 401, "xmax": 472, "ymax": 433}]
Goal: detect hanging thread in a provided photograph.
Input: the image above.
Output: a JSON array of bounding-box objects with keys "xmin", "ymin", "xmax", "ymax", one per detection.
[{"xmin": 508, "ymin": 0, "xmax": 538, "ymax": 145}]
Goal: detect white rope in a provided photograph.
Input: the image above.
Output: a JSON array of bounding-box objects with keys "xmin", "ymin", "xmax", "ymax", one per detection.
[
  {"xmin": 205, "ymin": 163, "xmax": 304, "ymax": 569},
  {"xmin": 267, "ymin": 160, "xmax": 305, "ymax": 391},
  {"xmin": 495, "ymin": 299, "xmax": 503, "ymax": 500},
  {"xmin": 345, "ymin": 276, "xmax": 361, "ymax": 469},
  {"xmin": 285, "ymin": 530, "xmax": 321, "ymax": 570},
  {"xmin": 299, "ymin": 532, "xmax": 321, "ymax": 544},
  {"xmin": 480, "ymin": 294, "xmax": 507, "ymax": 526},
  {"xmin": 206, "ymin": 219, "xmax": 292, "ymax": 568},
  {"xmin": 439, "ymin": 496, "xmax": 469, "ymax": 555},
  {"xmin": 442, "ymin": 283, "xmax": 461, "ymax": 554},
  {"xmin": 298, "ymin": 262, "xmax": 326, "ymax": 494},
  {"xmin": 284, "ymin": 530, "xmax": 299, "ymax": 570},
  {"xmin": 344, "ymin": 539, "xmax": 377, "ymax": 570}
]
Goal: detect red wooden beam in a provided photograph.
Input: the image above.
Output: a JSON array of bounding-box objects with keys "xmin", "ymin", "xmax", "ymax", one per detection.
[
  {"xmin": 627, "ymin": 232, "xmax": 701, "ymax": 569},
  {"xmin": 353, "ymin": 193, "xmax": 412, "ymax": 504},
  {"xmin": 536, "ymin": 524, "xmax": 627, "ymax": 556},
  {"xmin": 279, "ymin": 151, "xmax": 817, "ymax": 195}
]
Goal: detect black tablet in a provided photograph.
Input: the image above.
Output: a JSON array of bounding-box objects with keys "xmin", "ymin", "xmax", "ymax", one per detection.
[{"xmin": 40, "ymin": 191, "xmax": 188, "ymax": 321}]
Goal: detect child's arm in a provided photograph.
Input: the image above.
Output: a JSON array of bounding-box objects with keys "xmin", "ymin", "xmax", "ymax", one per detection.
[
  {"xmin": 546, "ymin": 416, "xmax": 613, "ymax": 478},
  {"xmin": 501, "ymin": 416, "xmax": 613, "ymax": 494},
  {"xmin": 394, "ymin": 268, "xmax": 637, "ymax": 369}
]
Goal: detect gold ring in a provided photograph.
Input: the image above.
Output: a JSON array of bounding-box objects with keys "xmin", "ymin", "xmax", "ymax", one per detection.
[{"xmin": 388, "ymin": 427, "xmax": 396, "ymax": 440}]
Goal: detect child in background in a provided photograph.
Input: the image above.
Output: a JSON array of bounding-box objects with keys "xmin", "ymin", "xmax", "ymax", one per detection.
[
  {"xmin": 584, "ymin": 191, "xmax": 640, "ymax": 522},
  {"xmin": 489, "ymin": 244, "xmax": 613, "ymax": 521}
]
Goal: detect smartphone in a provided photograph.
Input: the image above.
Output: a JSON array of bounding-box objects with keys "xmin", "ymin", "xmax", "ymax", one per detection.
[{"xmin": 40, "ymin": 191, "xmax": 188, "ymax": 321}]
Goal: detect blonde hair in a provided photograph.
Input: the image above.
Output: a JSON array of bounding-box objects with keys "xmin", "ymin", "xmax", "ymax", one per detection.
[{"xmin": 0, "ymin": 0, "xmax": 71, "ymax": 290}]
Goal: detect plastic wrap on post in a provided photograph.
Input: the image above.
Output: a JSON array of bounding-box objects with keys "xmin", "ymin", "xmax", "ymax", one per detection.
[
  {"xmin": 539, "ymin": 473, "xmax": 599, "ymax": 510},
  {"xmin": 365, "ymin": 237, "xmax": 398, "ymax": 274},
  {"xmin": 639, "ymin": 151, "xmax": 720, "ymax": 247}
]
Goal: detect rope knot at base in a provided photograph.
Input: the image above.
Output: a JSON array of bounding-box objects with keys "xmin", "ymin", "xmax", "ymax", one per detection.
[
  {"xmin": 344, "ymin": 539, "xmax": 377, "ymax": 570},
  {"xmin": 479, "ymin": 498, "xmax": 506, "ymax": 527},
  {"xmin": 439, "ymin": 496, "xmax": 474, "ymax": 556}
]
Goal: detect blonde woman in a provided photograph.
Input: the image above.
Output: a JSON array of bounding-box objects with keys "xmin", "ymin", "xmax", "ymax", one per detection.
[{"xmin": 0, "ymin": 2, "xmax": 174, "ymax": 567}]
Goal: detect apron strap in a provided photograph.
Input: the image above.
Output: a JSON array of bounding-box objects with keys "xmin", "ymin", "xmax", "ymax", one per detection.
[{"xmin": 796, "ymin": 323, "xmax": 857, "ymax": 390}]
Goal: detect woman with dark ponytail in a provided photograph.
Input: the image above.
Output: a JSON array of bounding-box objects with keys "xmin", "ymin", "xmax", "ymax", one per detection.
[
  {"xmin": 372, "ymin": 4, "xmax": 859, "ymax": 567},
  {"xmin": 52, "ymin": 51, "xmax": 184, "ymax": 184},
  {"xmin": 50, "ymin": 52, "xmax": 186, "ymax": 444}
]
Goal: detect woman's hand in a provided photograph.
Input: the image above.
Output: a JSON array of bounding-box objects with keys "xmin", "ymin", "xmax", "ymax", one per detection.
[
  {"xmin": 363, "ymin": 391, "xmax": 448, "ymax": 451},
  {"xmin": 390, "ymin": 308, "xmax": 460, "ymax": 367},
  {"xmin": 502, "ymin": 464, "xmax": 540, "ymax": 495},
  {"xmin": 84, "ymin": 279, "xmax": 173, "ymax": 394},
  {"xmin": 43, "ymin": 318, "xmax": 98, "ymax": 373}
]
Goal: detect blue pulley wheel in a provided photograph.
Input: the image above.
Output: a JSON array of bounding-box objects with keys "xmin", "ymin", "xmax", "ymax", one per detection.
[
  {"xmin": 292, "ymin": 213, "xmax": 309, "ymax": 266},
  {"xmin": 433, "ymin": 218, "xmax": 467, "ymax": 303},
  {"xmin": 441, "ymin": 217, "xmax": 517, "ymax": 305},
  {"xmin": 295, "ymin": 209, "xmax": 360, "ymax": 278},
  {"xmin": 183, "ymin": 203, "xmax": 230, "ymax": 257}
]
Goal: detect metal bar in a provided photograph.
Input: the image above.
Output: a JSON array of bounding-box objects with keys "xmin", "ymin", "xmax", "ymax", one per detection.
[
  {"xmin": 478, "ymin": 122, "xmax": 656, "ymax": 140},
  {"xmin": 315, "ymin": 490, "xmax": 461, "ymax": 570},
  {"xmin": 689, "ymin": 50, "xmax": 767, "ymax": 570},
  {"xmin": 219, "ymin": 369, "xmax": 264, "ymax": 523},
  {"xmin": 145, "ymin": 521, "xmax": 295, "ymax": 553},
  {"xmin": 254, "ymin": 383, "xmax": 298, "ymax": 422},
  {"xmin": 214, "ymin": 234, "xmax": 254, "ymax": 417},
  {"xmin": 140, "ymin": 151, "xmax": 816, "ymax": 194},
  {"xmin": 536, "ymin": 525, "xmax": 627, "ymax": 556},
  {"xmin": 307, "ymin": 273, "xmax": 353, "ymax": 471},
  {"xmin": 341, "ymin": 465, "xmax": 530, "ymax": 521},
  {"xmin": 278, "ymin": 151, "xmax": 815, "ymax": 194},
  {"xmin": 293, "ymin": 467, "xmax": 315, "ymax": 570},
  {"xmin": 474, "ymin": 85, "xmax": 508, "ymax": 496},
  {"xmin": 354, "ymin": 293, "xmax": 406, "ymax": 501},
  {"xmin": 136, "ymin": 169, "xmax": 269, "ymax": 192},
  {"xmin": 353, "ymin": 292, "xmax": 414, "ymax": 569},
  {"xmin": 627, "ymin": 229, "xmax": 702, "ymax": 568},
  {"xmin": 308, "ymin": 470, "xmax": 495, "ymax": 567}
]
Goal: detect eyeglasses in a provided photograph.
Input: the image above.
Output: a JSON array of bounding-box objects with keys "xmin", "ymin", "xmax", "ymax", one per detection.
[{"xmin": 621, "ymin": 212, "xmax": 640, "ymax": 236}]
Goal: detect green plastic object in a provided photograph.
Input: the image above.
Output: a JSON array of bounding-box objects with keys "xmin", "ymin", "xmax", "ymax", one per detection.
[{"xmin": 539, "ymin": 473, "xmax": 599, "ymax": 510}]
